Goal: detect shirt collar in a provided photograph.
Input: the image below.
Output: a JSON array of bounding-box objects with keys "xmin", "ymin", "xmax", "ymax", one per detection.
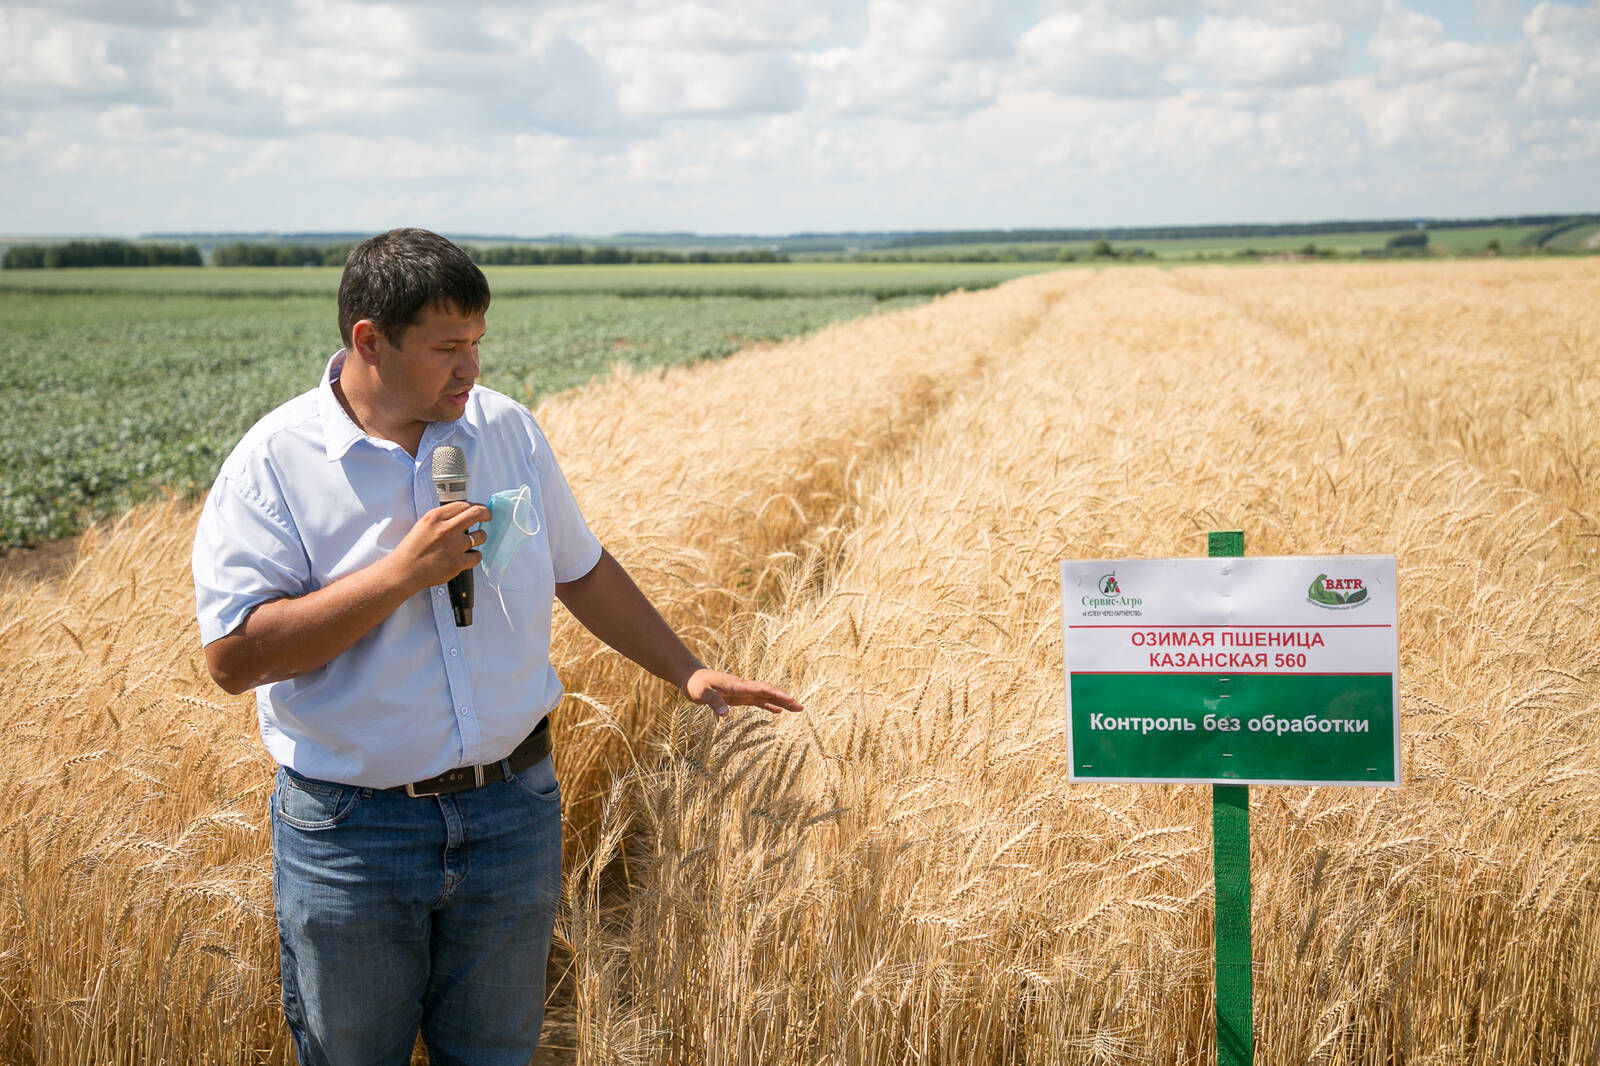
[
  {"xmin": 318, "ymin": 350, "xmax": 366, "ymax": 462},
  {"xmin": 317, "ymin": 349, "xmax": 478, "ymax": 462}
]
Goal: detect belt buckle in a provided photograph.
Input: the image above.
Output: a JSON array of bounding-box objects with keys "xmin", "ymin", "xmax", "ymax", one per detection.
[{"xmin": 403, "ymin": 763, "xmax": 485, "ymax": 798}]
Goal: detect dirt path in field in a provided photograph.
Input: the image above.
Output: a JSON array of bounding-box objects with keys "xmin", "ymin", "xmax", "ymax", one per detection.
[{"xmin": 0, "ymin": 534, "xmax": 80, "ymax": 584}]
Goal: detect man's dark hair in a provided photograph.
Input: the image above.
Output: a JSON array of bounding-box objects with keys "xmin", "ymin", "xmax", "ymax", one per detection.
[{"xmin": 337, "ymin": 228, "xmax": 490, "ymax": 347}]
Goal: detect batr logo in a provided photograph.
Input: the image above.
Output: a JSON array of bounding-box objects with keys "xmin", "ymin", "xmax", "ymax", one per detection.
[{"xmin": 1308, "ymin": 573, "xmax": 1369, "ymax": 608}]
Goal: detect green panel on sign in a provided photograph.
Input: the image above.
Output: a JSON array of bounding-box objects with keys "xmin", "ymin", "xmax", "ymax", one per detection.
[{"xmin": 1071, "ymin": 673, "xmax": 1394, "ymax": 782}]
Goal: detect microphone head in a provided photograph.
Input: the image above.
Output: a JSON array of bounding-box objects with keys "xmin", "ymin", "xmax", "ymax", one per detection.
[
  {"xmin": 431, "ymin": 445, "xmax": 467, "ymax": 485},
  {"xmin": 431, "ymin": 444, "xmax": 469, "ymax": 503}
]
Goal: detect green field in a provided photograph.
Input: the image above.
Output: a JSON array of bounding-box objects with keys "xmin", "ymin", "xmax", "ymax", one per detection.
[
  {"xmin": 1542, "ymin": 221, "xmax": 1600, "ymax": 252},
  {"xmin": 0, "ymin": 262, "xmax": 1060, "ymax": 549}
]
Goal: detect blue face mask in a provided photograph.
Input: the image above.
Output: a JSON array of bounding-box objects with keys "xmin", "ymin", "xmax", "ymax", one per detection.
[
  {"xmin": 477, "ymin": 486, "xmax": 539, "ymax": 629},
  {"xmin": 481, "ymin": 485, "xmax": 539, "ymax": 586}
]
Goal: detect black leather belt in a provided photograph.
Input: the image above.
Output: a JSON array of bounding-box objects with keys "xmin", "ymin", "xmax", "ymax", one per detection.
[{"xmin": 392, "ymin": 718, "xmax": 552, "ymax": 797}]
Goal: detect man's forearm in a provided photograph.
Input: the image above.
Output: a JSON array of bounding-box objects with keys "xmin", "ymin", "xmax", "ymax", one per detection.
[
  {"xmin": 555, "ymin": 549, "xmax": 704, "ymax": 691},
  {"xmin": 204, "ymin": 555, "xmax": 420, "ymax": 695},
  {"xmin": 203, "ymin": 500, "xmax": 489, "ymax": 696}
]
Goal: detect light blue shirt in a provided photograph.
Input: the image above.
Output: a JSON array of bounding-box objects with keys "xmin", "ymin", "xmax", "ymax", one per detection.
[{"xmin": 192, "ymin": 351, "xmax": 603, "ymax": 788}]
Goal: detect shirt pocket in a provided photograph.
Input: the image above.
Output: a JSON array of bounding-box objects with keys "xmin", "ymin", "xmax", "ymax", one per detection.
[{"xmin": 490, "ymin": 520, "xmax": 554, "ymax": 595}]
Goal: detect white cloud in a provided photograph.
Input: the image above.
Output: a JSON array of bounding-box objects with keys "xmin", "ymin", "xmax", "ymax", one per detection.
[
  {"xmin": 1199, "ymin": 0, "xmax": 1383, "ymax": 24},
  {"xmin": 570, "ymin": 2, "xmax": 828, "ymax": 119},
  {"xmin": 608, "ymin": 48, "xmax": 805, "ymax": 117},
  {"xmin": 1193, "ymin": 16, "xmax": 1347, "ymax": 88},
  {"xmin": 1347, "ymin": 75, "xmax": 1515, "ymax": 158},
  {"xmin": 118, "ymin": 5, "xmax": 626, "ymax": 138},
  {"xmin": 1519, "ymin": 1, "xmax": 1600, "ymax": 106},
  {"xmin": 584, "ymin": 3, "xmax": 835, "ymax": 52},
  {"xmin": 621, "ymin": 112, "xmax": 944, "ymax": 189},
  {"xmin": 1369, "ymin": 8, "xmax": 1526, "ymax": 91},
  {"xmin": 130, "ymin": 6, "xmax": 420, "ymax": 136},
  {"xmin": 0, "ymin": 9, "xmax": 129, "ymax": 95},
  {"xmin": 1034, "ymin": 0, "xmax": 1382, "ymax": 27},
  {"xmin": 802, "ymin": 0, "xmax": 1014, "ymax": 120},
  {"xmin": 227, "ymin": 132, "xmax": 499, "ymax": 183},
  {"xmin": 9, "ymin": 0, "xmax": 213, "ymax": 28},
  {"xmin": 1018, "ymin": 13, "xmax": 1186, "ymax": 98},
  {"xmin": 864, "ymin": 0, "xmax": 1014, "ymax": 60},
  {"xmin": 1519, "ymin": 114, "xmax": 1600, "ymax": 160}
]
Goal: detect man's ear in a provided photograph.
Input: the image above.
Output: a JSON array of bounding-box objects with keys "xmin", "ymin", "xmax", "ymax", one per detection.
[{"xmin": 349, "ymin": 319, "xmax": 383, "ymax": 363}]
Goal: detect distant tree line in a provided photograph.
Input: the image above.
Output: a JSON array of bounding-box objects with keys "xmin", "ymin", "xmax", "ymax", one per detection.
[
  {"xmin": 4, "ymin": 238, "xmax": 791, "ymax": 270},
  {"xmin": 857, "ymin": 247, "xmax": 1070, "ymax": 263},
  {"xmin": 855, "ymin": 240, "xmax": 1164, "ymax": 263},
  {"xmin": 213, "ymin": 242, "xmax": 352, "ymax": 267},
  {"xmin": 463, "ymin": 245, "xmax": 788, "ymax": 265},
  {"xmin": 214, "ymin": 242, "xmax": 792, "ymax": 267},
  {"xmin": 878, "ymin": 215, "xmax": 1581, "ymax": 250},
  {"xmin": 3, "ymin": 240, "xmax": 202, "ymax": 269}
]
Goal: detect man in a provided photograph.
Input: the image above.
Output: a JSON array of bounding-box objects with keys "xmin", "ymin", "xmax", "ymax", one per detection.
[{"xmin": 192, "ymin": 228, "xmax": 801, "ymax": 1065}]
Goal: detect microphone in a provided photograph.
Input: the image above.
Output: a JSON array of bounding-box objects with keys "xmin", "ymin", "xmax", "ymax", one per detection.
[{"xmin": 430, "ymin": 445, "xmax": 473, "ymax": 627}]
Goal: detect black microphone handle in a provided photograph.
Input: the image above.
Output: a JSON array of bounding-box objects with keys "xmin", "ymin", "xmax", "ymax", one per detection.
[
  {"xmin": 448, "ymin": 566, "xmax": 473, "ymax": 627},
  {"xmin": 432, "ymin": 450, "xmax": 474, "ymax": 627}
]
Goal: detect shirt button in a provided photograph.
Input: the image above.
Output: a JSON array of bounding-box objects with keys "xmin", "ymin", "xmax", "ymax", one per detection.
[
  {"xmin": 459, "ymin": 706, "xmax": 470, "ymax": 716},
  {"xmin": 449, "ymin": 647, "xmax": 459, "ymax": 657}
]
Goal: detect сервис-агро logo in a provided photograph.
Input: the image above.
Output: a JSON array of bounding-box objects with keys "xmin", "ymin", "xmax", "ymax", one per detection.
[{"xmin": 1081, "ymin": 570, "xmax": 1142, "ymax": 614}]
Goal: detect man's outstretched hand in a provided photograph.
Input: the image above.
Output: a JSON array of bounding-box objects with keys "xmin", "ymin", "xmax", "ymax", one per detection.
[
  {"xmin": 554, "ymin": 549, "xmax": 806, "ymax": 720},
  {"xmin": 685, "ymin": 668, "xmax": 805, "ymax": 718}
]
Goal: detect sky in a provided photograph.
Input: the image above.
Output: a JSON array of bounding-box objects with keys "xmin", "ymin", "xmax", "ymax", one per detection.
[{"xmin": 2, "ymin": 0, "xmax": 1597, "ymax": 236}]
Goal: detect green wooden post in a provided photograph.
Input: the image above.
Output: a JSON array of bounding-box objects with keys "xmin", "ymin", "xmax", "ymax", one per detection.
[{"xmin": 1208, "ymin": 529, "xmax": 1251, "ymax": 1066}]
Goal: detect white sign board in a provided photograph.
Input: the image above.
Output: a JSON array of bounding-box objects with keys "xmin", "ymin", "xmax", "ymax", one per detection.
[{"xmin": 1061, "ymin": 555, "xmax": 1400, "ymax": 787}]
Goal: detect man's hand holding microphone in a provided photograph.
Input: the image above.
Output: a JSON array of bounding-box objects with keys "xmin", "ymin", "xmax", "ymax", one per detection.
[{"xmin": 391, "ymin": 499, "xmax": 487, "ymax": 617}]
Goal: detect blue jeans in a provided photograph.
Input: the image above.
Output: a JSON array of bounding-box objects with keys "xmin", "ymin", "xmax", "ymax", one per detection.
[{"xmin": 270, "ymin": 755, "xmax": 563, "ymax": 1066}]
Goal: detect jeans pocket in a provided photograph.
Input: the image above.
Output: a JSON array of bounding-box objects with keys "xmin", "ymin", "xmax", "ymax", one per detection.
[
  {"xmin": 276, "ymin": 771, "xmax": 364, "ymax": 830},
  {"xmin": 507, "ymin": 756, "xmax": 560, "ymax": 804}
]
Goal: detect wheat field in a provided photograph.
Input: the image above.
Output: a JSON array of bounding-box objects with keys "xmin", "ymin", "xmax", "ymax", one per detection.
[{"xmin": 1, "ymin": 259, "xmax": 1596, "ymax": 1064}]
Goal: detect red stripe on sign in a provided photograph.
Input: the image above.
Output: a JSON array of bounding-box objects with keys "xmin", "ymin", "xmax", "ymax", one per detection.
[
  {"xmin": 1069, "ymin": 670, "xmax": 1394, "ymax": 677},
  {"xmin": 1068, "ymin": 624, "xmax": 1393, "ymax": 629}
]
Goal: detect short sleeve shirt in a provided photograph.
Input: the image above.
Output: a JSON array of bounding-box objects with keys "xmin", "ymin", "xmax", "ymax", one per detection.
[{"xmin": 191, "ymin": 351, "xmax": 602, "ymax": 788}]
